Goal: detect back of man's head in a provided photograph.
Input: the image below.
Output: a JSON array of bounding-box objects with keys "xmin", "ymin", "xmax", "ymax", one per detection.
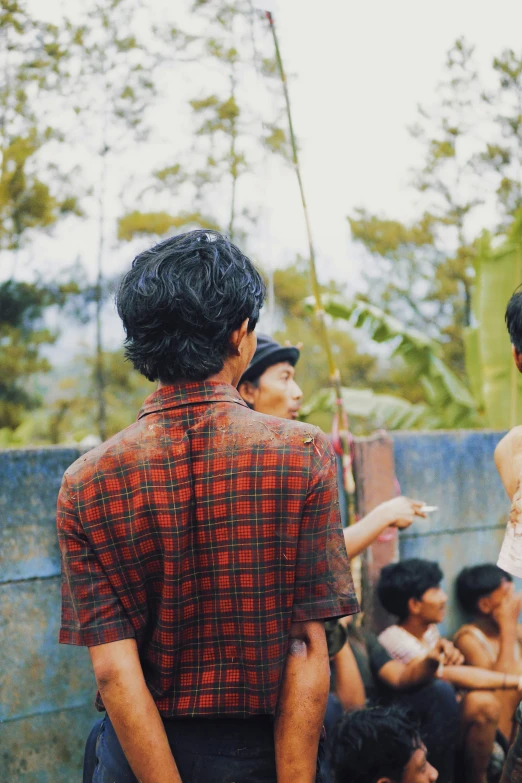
[
  {"xmin": 329, "ymin": 707, "xmax": 424, "ymax": 783},
  {"xmin": 116, "ymin": 230, "xmax": 265, "ymax": 383},
  {"xmin": 456, "ymin": 563, "xmax": 512, "ymax": 614},
  {"xmin": 377, "ymin": 559, "xmax": 443, "ymax": 620}
]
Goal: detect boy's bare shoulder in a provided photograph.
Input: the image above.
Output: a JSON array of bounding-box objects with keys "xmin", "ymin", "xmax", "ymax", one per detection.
[
  {"xmin": 495, "ymin": 426, "xmax": 522, "ymax": 500},
  {"xmin": 495, "ymin": 426, "xmax": 522, "ymax": 465}
]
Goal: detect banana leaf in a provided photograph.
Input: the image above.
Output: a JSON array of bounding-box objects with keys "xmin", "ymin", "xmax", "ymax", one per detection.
[
  {"xmin": 308, "ymin": 295, "xmax": 480, "ymax": 428},
  {"xmin": 300, "ymin": 387, "xmax": 430, "ymax": 430},
  {"xmin": 467, "ymin": 226, "xmax": 522, "ymax": 428}
]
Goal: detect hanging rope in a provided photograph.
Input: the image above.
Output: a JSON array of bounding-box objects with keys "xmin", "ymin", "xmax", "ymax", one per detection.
[{"xmin": 263, "ymin": 8, "xmax": 357, "ymax": 525}]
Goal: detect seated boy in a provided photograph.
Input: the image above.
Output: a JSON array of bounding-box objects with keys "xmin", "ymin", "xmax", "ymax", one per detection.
[
  {"xmin": 377, "ymin": 559, "xmax": 522, "ymax": 783},
  {"xmin": 454, "ymin": 563, "xmax": 522, "ymax": 740},
  {"xmin": 327, "ymin": 619, "xmax": 458, "ymax": 783},
  {"xmin": 329, "ymin": 705, "xmax": 438, "ymax": 783}
]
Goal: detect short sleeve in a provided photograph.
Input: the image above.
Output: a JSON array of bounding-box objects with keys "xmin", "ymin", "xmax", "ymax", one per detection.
[
  {"xmin": 57, "ymin": 475, "xmax": 135, "ymax": 647},
  {"xmin": 292, "ymin": 433, "xmax": 359, "ymax": 623},
  {"xmin": 366, "ymin": 632, "xmax": 393, "ymax": 673}
]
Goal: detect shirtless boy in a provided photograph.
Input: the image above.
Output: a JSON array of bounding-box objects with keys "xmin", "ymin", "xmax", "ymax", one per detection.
[{"xmin": 455, "ymin": 564, "xmax": 522, "ymax": 739}]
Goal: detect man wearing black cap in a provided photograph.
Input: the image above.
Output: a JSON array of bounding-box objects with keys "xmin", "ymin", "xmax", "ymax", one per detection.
[
  {"xmin": 238, "ymin": 333, "xmax": 304, "ymax": 421},
  {"xmin": 239, "ymin": 336, "xmax": 426, "ymax": 561}
]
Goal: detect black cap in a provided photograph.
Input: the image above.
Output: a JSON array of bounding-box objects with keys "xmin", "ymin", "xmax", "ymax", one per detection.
[{"xmin": 240, "ymin": 333, "xmax": 300, "ymax": 384}]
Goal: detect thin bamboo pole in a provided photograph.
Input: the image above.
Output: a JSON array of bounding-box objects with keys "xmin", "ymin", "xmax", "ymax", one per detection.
[{"xmin": 265, "ymin": 11, "xmax": 356, "ymax": 522}]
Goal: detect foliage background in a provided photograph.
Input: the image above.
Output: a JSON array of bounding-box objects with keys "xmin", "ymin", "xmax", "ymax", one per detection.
[{"xmin": 3, "ymin": 1, "xmax": 522, "ymax": 444}]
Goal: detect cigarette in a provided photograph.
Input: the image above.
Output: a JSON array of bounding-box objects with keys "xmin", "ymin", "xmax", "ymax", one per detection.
[{"xmin": 419, "ymin": 505, "xmax": 438, "ymax": 514}]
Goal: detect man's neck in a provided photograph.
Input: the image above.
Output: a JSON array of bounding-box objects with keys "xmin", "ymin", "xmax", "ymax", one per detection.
[
  {"xmin": 157, "ymin": 365, "xmax": 240, "ymax": 391},
  {"xmin": 206, "ymin": 366, "xmax": 239, "ymax": 387},
  {"xmin": 400, "ymin": 616, "xmax": 432, "ymax": 641},
  {"xmin": 475, "ymin": 615, "xmax": 500, "ymax": 638}
]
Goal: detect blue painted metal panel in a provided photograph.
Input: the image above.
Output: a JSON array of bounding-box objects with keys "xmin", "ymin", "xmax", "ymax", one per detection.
[
  {"xmin": 0, "ymin": 578, "xmax": 96, "ymax": 723},
  {"xmin": 393, "ymin": 430, "xmax": 520, "ymax": 636},
  {"xmin": 0, "ymin": 447, "xmax": 81, "ymax": 583}
]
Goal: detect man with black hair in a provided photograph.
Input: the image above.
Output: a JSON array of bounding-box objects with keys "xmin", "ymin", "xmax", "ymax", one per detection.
[
  {"xmin": 57, "ymin": 230, "xmax": 358, "ymax": 783},
  {"xmin": 329, "ymin": 706, "xmax": 438, "ymax": 783},
  {"xmin": 238, "ymin": 333, "xmax": 304, "ymax": 420},
  {"xmin": 456, "ymin": 565, "xmax": 515, "ymax": 619},
  {"xmin": 377, "ymin": 559, "xmax": 522, "ymax": 783},
  {"xmin": 454, "ymin": 564, "xmax": 522, "ymax": 741}
]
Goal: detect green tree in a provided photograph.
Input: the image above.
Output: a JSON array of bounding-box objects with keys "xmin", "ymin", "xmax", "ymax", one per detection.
[
  {"xmin": 269, "ymin": 259, "xmax": 379, "ymax": 432},
  {"xmin": 119, "ymin": 0, "xmax": 288, "ymax": 245},
  {"xmin": 0, "ymin": 0, "xmax": 79, "ymax": 253},
  {"xmin": 479, "ymin": 49, "xmax": 522, "ymax": 229},
  {"xmin": 0, "ymin": 279, "xmax": 76, "ymax": 434},
  {"xmin": 0, "ymin": 1, "xmax": 82, "ymax": 435},
  {"xmin": 41, "ymin": 348, "xmax": 154, "ymax": 445},
  {"xmin": 66, "ymin": 0, "xmax": 158, "ymax": 440},
  {"xmin": 350, "ymin": 38, "xmax": 483, "ymax": 382}
]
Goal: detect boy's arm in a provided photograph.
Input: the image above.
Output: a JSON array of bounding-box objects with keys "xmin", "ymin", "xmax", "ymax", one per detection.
[
  {"xmin": 331, "ymin": 641, "xmax": 366, "ymax": 710},
  {"xmin": 275, "ymin": 620, "xmax": 330, "ymax": 783},
  {"xmin": 89, "ymin": 639, "xmax": 182, "ymax": 783},
  {"xmin": 441, "ymin": 665, "xmax": 522, "ymax": 691},
  {"xmin": 378, "ymin": 652, "xmax": 440, "ymax": 690}
]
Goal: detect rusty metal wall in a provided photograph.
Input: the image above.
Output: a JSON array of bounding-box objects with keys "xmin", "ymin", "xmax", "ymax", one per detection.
[
  {"xmin": 352, "ymin": 431, "xmax": 399, "ymax": 633},
  {"xmin": 0, "ymin": 447, "xmax": 98, "ymax": 782}
]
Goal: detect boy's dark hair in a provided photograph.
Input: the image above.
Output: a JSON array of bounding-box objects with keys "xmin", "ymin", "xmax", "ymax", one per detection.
[
  {"xmin": 330, "ymin": 706, "xmax": 423, "ymax": 783},
  {"xmin": 116, "ymin": 230, "xmax": 265, "ymax": 382},
  {"xmin": 506, "ymin": 288, "xmax": 522, "ymax": 354},
  {"xmin": 456, "ymin": 564, "xmax": 512, "ymax": 614},
  {"xmin": 377, "ymin": 558, "xmax": 443, "ymax": 621}
]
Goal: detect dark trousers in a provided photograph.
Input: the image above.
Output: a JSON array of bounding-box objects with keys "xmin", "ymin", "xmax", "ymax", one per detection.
[{"xmin": 84, "ymin": 713, "xmax": 326, "ymax": 783}]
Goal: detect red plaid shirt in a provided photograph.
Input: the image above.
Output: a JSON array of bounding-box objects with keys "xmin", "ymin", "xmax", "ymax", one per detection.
[{"xmin": 57, "ymin": 381, "xmax": 358, "ymax": 717}]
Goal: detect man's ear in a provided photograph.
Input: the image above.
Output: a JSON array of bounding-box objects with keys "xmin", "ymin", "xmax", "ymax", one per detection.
[
  {"xmin": 477, "ymin": 595, "xmax": 492, "ymax": 616},
  {"xmin": 512, "ymin": 345, "xmax": 522, "ymax": 373},
  {"xmin": 239, "ymin": 380, "xmax": 257, "ymax": 407},
  {"xmin": 375, "ymin": 777, "xmax": 393, "ymax": 783},
  {"xmin": 408, "ymin": 596, "xmax": 421, "ymax": 617},
  {"xmin": 229, "ymin": 318, "xmax": 250, "ymax": 356}
]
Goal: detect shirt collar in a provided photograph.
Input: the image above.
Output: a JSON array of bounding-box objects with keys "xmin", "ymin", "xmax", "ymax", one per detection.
[{"xmin": 137, "ymin": 380, "xmax": 248, "ymax": 420}]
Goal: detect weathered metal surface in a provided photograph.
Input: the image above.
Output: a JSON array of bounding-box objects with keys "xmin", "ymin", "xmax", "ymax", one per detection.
[
  {"xmin": 353, "ymin": 432, "xmax": 399, "ymax": 633},
  {"xmin": 0, "ymin": 448, "xmax": 81, "ymax": 583},
  {"xmin": 0, "ymin": 707, "xmax": 98, "ymax": 782},
  {"xmin": 0, "ymin": 446, "xmax": 97, "ymax": 783},
  {"xmin": 393, "ymin": 430, "xmax": 519, "ymax": 636},
  {"xmin": 0, "ymin": 577, "xmax": 96, "ymax": 723}
]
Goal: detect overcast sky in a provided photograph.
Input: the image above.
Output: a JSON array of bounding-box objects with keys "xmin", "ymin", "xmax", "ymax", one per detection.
[{"xmin": 15, "ymin": 0, "xmax": 522, "ymax": 352}]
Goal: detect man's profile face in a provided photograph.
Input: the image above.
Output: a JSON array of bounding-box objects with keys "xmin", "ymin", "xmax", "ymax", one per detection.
[
  {"xmin": 240, "ymin": 361, "xmax": 303, "ymax": 420},
  {"xmin": 410, "ymin": 586, "xmax": 447, "ymax": 625},
  {"xmin": 400, "ymin": 745, "xmax": 438, "ymax": 783}
]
